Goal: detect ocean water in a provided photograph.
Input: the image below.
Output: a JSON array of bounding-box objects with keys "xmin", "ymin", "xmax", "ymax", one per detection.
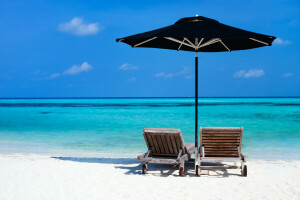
[{"xmin": 0, "ymin": 98, "xmax": 299, "ymax": 160}]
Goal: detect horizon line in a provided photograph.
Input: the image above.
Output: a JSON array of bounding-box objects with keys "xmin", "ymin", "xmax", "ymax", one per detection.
[{"xmin": 0, "ymin": 96, "xmax": 300, "ymax": 99}]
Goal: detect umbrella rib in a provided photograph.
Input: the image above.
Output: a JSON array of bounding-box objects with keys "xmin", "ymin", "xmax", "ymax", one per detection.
[
  {"xmin": 134, "ymin": 37, "xmax": 158, "ymax": 47},
  {"xmin": 198, "ymin": 38, "xmax": 219, "ymax": 49},
  {"xmin": 184, "ymin": 38, "xmax": 196, "ymax": 47},
  {"xmin": 196, "ymin": 38, "xmax": 204, "ymax": 48},
  {"xmin": 164, "ymin": 37, "xmax": 195, "ymax": 48},
  {"xmin": 219, "ymin": 39, "xmax": 231, "ymax": 52},
  {"xmin": 177, "ymin": 38, "xmax": 186, "ymax": 50},
  {"xmin": 249, "ymin": 38, "xmax": 269, "ymax": 46}
]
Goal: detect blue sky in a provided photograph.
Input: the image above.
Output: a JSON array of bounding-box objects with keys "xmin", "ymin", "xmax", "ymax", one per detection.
[{"xmin": 0, "ymin": 0, "xmax": 299, "ymax": 97}]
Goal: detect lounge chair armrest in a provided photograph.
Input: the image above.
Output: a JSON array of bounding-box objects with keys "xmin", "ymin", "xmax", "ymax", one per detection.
[
  {"xmin": 241, "ymin": 153, "xmax": 246, "ymax": 162},
  {"xmin": 197, "ymin": 147, "xmax": 200, "ymax": 157},
  {"xmin": 176, "ymin": 150, "xmax": 182, "ymax": 161},
  {"xmin": 187, "ymin": 147, "xmax": 195, "ymax": 155},
  {"xmin": 137, "ymin": 150, "xmax": 150, "ymax": 161},
  {"xmin": 137, "ymin": 153, "xmax": 146, "ymax": 161}
]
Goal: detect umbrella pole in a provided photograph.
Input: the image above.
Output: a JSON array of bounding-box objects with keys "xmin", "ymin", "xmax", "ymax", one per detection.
[{"xmin": 195, "ymin": 52, "xmax": 198, "ymax": 150}]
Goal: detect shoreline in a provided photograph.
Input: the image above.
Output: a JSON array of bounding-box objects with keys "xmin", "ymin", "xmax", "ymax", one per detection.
[{"xmin": 1, "ymin": 152, "xmax": 299, "ymax": 162}]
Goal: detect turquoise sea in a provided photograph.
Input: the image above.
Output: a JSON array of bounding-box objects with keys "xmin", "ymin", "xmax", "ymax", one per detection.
[{"xmin": 0, "ymin": 98, "xmax": 299, "ymax": 160}]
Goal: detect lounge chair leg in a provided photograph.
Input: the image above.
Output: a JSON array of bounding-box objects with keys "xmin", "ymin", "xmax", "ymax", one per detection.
[
  {"xmin": 241, "ymin": 162, "xmax": 244, "ymax": 173},
  {"xmin": 179, "ymin": 162, "xmax": 185, "ymax": 176},
  {"xmin": 198, "ymin": 161, "xmax": 201, "ymax": 176},
  {"xmin": 142, "ymin": 162, "xmax": 147, "ymax": 174},
  {"xmin": 195, "ymin": 157, "xmax": 200, "ymax": 176},
  {"xmin": 241, "ymin": 162, "xmax": 247, "ymax": 177}
]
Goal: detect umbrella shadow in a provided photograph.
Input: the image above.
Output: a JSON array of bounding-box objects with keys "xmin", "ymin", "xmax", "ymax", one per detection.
[{"xmin": 115, "ymin": 161, "xmax": 196, "ymax": 177}]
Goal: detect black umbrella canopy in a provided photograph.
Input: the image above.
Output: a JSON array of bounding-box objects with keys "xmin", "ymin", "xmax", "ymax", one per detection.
[{"xmin": 116, "ymin": 16, "xmax": 276, "ymax": 52}]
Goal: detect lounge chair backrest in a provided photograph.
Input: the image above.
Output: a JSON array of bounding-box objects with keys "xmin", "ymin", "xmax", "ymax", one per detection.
[
  {"xmin": 200, "ymin": 127, "xmax": 243, "ymax": 157},
  {"xmin": 143, "ymin": 128, "xmax": 185, "ymax": 156}
]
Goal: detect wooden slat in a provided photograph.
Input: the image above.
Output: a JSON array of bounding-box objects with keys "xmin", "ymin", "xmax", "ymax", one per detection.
[
  {"xmin": 170, "ymin": 135, "xmax": 178, "ymax": 154},
  {"xmin": 151, "ymin": 134, "xmax": 160, "ymax": 154},
  {"xmin": 202, "ymin": 135, "xmax": 240, "ymax": 137},
  {"xmin": 202, "ymin": 132, "xmax": 241, "ymax": 137},
  {"xmin": 146, "ymin": 134, "xmax": 155, "ymax": 153},
  {"xmin": 145, "ymin": 133, "xmax": 155, "ymax": 153},
  {"xmin": 203, "ymin": 139, "xmax": 240, "ymax": 143},
  {"xmin": 160, "ymin": 135, "xmax": 170, "ymax": 154},
  {"xmin": 205, "ymin": 151, "xmax": 238, "ymax": 154},
  {"xmin": 205, "ymin": 155, "xmax": 239, "ymax": 157},
  {"xmin": 205, "ymin": 154, "xmax": 238, "ymax": 156},
  {"xmin": 202, "ymin": 133, "xmax": 240, "ymax": 135},
  {"xmin": 202, "ymin": 136, "xmax": 240, "ymax": 140},
  {"xmin": 160, "ymin": 134, "xmax": 170, "ymax": 153},
  {"xmin": 175, "ymin": 134, "xmax": 182, "ymax": 151},
  {"xmin": 165, "ymin": 135, "xmax": 174, "ymax": 154},
  {"xmin": 203, "ymin": 129, "xmax": 240, "ymax": 131},
  {"xmin": 203, "ymin": 142, "xmax": 239, "ymax": 145},
  {"xmin": 156, "ymin": 135, "xmax": 165, "ymax": 154},
  {"xmin": 202, "ymin": 128, "xmax": 241, "ymax": 131},
  {"xmin": 202, "ymin": 127, "xmax": 240, "ymax": 130},
  {"xmin": 205, "ymin": 149, "xmax": 238, "ymax": 152},
  {"xmin": 205, "ymin": 147, "xmax": 238, "ymax": 151},
  {"xmin": 203, "ymin": 143, "xmax": 239, "ymax": 147},
  {"xmin": 202, "ymin": 131, "xmax": 241, "ymax": 134},
  {"xmin": 143, "ymin": 133, "xmax": 150, "ymax": 149}
]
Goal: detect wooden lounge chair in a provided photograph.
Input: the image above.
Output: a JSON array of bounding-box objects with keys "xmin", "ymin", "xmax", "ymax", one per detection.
[
  {"xmin": 196, "ymin": 127, "xmax": 247, "ymax": 177},
  {"xmin": 137, "ymin": 128, "xmax": 195, "ymax": 176}
]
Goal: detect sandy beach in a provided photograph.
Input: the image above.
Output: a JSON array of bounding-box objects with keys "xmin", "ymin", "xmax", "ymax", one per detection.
[{"xmin": 0, "ymin": 154, "xmax": 299, "ymax": 200}]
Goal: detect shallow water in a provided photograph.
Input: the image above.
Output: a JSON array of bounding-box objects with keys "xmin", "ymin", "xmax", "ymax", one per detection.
[{"xmin": 0, "ymin": 98, "xmax": 299, "ymax": 160}]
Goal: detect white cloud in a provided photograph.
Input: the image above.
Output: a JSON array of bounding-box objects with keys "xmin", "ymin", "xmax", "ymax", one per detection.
[
  {"xmin": 155, "ymin": 66, "xmax": 193, "ymax": 79},
  {"xmin": 273, "ymin": 38, "xmax": 292, "ymax": 46},
  {"xmin": 30, "ymin": 69, "xmax": 41, "ymax": 75},
  {"xmin": 155, "ymin": 72, "xmax": 165, "ymax": 77},
  {"xmin": 63, "ymin": 62, "xmax": 92, "ymax": 75},
  {"xmin": 58, "ymin": 17, "xmax": 101, "ymax": 36},
  {"xmin": 40, "ymin": 62, "xmax": 92, "ymax": 80},
  {"xmin": 33, "ymin": 69, "xmax": 40, "ymax": 74},
  {"xmin": 118, "ymin": 63, "xmax": 139, "ymax": 70},
  {"xmin": 283, "ymin": 73, "xmax": 293, "ymax": 77},
  {"xmin": 184, "ymin": 75, "xmax": 194, "ymax": 79},
  {"xmin": 67, "ymin": 83, "xmax": 74, "ymax": 87},
  {"xmin": 127, "ymin": 77, "xmax": 136, "ymax": 81},
  {"xmin": 234, "ymin": 69, "xmax": 265, "ymax": 78},
  {"xmin": 42, "ymin": 73, "xmax": 60, "ymax": 80},
  {"xmin": 155, "ymin": 72, "xmax": 173, "ymax": 78}
]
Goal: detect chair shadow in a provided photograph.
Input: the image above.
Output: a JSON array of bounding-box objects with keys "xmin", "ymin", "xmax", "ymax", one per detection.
[
  {"xmin": 116, "ymin": 161, "xmax": 197, "ymax": 177},
  {"xmin": 51, "ymin": 156, "xmax": 138, "ymax": 165},
  {"xmin": 199, "ymin": 162, "xmax": 242, "ymax": 178},
  {"xmin": 51, "ymin": 157, "xmax": 241, "ymax": 178}
]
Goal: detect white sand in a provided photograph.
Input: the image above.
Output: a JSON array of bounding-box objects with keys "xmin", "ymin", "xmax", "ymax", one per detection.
[{"xmin": 0, "ymin": 154, "xmax": 299, "ymax": 200}]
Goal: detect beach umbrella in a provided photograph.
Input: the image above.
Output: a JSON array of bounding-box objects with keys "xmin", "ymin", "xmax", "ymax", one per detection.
[{"xmin": 116, "ymin": 15, "xmax": 276, "ymax": 153}]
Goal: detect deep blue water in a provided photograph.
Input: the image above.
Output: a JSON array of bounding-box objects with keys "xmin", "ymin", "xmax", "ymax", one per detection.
[{"xmin": 0, "ymin": 98, "xmax": 299, "ymax": 160}]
